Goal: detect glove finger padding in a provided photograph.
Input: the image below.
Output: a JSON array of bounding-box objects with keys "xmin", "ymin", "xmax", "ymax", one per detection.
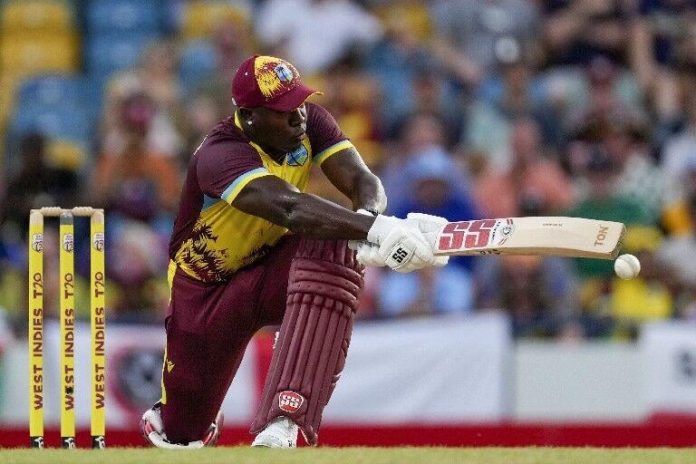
[
  {"xmin": 406, "ymin": 212, "xmax": 451, "ymax": 267},
  {"xmin": 355, "ymin": 242, "xmax": 386, "ymax": 267}
]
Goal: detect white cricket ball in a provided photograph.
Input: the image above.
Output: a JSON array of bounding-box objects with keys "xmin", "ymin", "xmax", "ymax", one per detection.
[{"xmin": 614, "ymin": 254, "xmax": 641, "ymax": 280}]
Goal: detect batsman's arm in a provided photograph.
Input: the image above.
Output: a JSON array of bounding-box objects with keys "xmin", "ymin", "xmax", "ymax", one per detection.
[
  {"xmin": 319, "ymin": 147, "xmax": 387, "ymax": 215},
  {"xmin": 231, "ymin": 175, "xmax": 375, "ymax": 240},
  {"xmin": 232, "ymin": 172, "xmax": 438, "ymax": 272}
]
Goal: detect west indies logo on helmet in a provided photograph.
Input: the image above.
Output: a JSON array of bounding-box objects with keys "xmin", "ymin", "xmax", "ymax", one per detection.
[{"xmin": 231, "ymin": 55, "xmax": 321, "ymax": 112}]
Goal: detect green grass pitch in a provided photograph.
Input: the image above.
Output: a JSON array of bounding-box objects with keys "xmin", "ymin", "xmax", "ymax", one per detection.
[{"xmin": 1, "ymin": 447, "xmax": 695, "ymax": 464}]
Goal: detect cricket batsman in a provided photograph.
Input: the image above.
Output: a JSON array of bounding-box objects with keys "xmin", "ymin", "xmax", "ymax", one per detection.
[{"xmin": 140, "ymin": 54, "xmax": 448, "ymax": 449}]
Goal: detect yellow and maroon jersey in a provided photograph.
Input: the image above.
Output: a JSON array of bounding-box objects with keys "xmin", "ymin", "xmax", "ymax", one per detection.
[{"xmin": 169, "ymin": 103, "xmax": 353, "ymax": 283}]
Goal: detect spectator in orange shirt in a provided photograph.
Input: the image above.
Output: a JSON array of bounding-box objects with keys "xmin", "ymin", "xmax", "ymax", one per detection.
[
  {"xmin": 474, "ymin": 117, "xmax": 574, "ymax": 218},
  {"xmin": 90, "ymin": 92, "xmax": 182, "ymax": 224}
]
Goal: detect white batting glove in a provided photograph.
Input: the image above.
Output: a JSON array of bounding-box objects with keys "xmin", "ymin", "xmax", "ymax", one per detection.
[
  {"xmin": 367, "ymin": 215, "xmax": 435, "ymax": 273},
  {"xmin": 348, "ymin": 240, "xmax": 385, "ymax": 267},
  {"xmin": 405, "ymin": 212, "xmax": 450, "ymax": 267}
]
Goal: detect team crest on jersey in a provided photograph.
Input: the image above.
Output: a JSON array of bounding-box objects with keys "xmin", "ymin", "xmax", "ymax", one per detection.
[
  {"xmin": 278, "ymin": 391, "xmax": 304, "ymax": 413},
  {"xmin": 32, "ymin": 234, "xmax": 43, "ymax": 253},
  {"xmin": 286, "ymin": 145, "xmax": 308, "ymax": 166}
]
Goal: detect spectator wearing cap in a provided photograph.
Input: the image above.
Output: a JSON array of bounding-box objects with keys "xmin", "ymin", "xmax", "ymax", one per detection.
[
  {"xmin": 102, "ymin": 41, "xmax": 184, "ymax": 159},
  {"xmin": 379, "ymin": 112, "xmax": 454, "ymax": 215},
  {"xmin": 562, "ymin": 55, "xmax": 646, "ymax": 148},
  {"xmin": 394, "ymin": 146, "xmax": 480, "ymax": 271}
]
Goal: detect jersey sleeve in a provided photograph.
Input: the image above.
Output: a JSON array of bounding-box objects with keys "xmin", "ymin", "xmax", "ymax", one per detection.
[
  {"xmin": 196, "ymin": 137, "xmax": 272, "ymax": 204},
  {"xmin": 306, "ymin": 103, "xmax": 355, "ymax": 166}
]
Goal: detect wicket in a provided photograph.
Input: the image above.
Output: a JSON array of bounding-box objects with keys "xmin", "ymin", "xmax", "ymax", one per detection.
[{"xmin": 28, "ymin": 207, "xmax": 106, "ymax": 449}]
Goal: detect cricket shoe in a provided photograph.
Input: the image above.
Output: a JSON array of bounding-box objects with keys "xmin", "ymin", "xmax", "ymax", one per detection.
[
  {"xmin": 140, "ymin": 402, "xmax": 224, "ymax": 449},
  {"xmin": 251, "ymin": 416, "xmax": 298, "ymax": 448}
]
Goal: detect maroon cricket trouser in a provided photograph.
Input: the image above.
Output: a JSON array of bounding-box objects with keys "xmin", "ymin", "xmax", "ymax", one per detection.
[{"xmin": 160, "ymin": 235, "xmax": 302, "ymax": 443}]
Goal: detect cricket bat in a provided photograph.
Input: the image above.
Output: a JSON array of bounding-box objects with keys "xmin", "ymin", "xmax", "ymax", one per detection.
[{"xmin": 433, "ymin": 217, "xmax": 625, "ymax": 259}]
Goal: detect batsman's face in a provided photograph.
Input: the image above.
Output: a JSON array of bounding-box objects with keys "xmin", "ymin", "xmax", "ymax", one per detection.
[{"xmin": 251, "ymin": 105, "xmax": 307, "ymax": 154}]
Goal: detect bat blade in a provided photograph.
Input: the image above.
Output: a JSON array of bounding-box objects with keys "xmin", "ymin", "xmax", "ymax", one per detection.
[{"xmin": 434, "ymin": 217, "xmax": 625, "ymax": 259}]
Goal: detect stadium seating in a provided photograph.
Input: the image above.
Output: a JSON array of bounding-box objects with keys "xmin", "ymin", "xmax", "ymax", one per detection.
[
  {"xmin": 4, "ymin": 105, "xmax": 90, "ymax": 176},
  {"xmin": 85, "ymin": 33, "xmax": 160, "ymax": 81},
  {"xmin": 85, "ymin": 0, "xmax": 163, "ymax": 35},
  {"xmin": 17, "ymin": 74, "xmax": 87, "ymax": 107},
  {"xmin": 180, "ymin": 0, "xmax": 250, "ymax": 39},
  {"xmin": 0, "ymin": 32, "xmax": 80, "ymax": 78},
  {"xmin": 0, "ymin": 0, "xmax": 74, "ymax": 35},
  {"xmin": 179, "ymin": 40, "xmax": 219, "ymax": 96}
]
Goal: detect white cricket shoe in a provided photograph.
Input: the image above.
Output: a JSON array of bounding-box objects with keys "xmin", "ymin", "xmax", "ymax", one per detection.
[
  {"xmin": 140, "ymin": 402, "xmax": 223, "ymax": 449},
  {"xmin": 251, "ymin": 416, "xmax": 298, "ymax": 448}
]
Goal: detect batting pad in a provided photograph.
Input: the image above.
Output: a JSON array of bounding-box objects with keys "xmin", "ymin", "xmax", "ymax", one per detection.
[{"xmin": 250, "ymin": 238, "xmax": 363, "ymax": 445}]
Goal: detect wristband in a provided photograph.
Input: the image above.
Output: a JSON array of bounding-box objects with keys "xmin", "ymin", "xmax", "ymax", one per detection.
[{"xmin": 357, "ymin": 208, "xmax": 379, "ymax": 217}]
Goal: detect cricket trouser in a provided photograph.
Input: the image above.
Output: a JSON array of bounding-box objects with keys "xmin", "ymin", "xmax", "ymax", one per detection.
[{"xmin": 160, "ymin": 235, "xmax": 302, "ymax": 444}]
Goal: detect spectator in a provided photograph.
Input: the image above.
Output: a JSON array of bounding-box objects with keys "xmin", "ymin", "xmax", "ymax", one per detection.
[
  {"xmin": 379, "ymin": 112, "xmax": 451, "ymax": 214},
  {"xmin": 628, "ymin": 0, "xmax": 696, "ymax": 128},
  {"xmin": 101, "ymin": 42, "xmax": 184, "ymax": 158},
  {"xmin": 362, "ymin": 7, "xmax": 463, "ymax": 139},
  {"xmin": 474, "ymin": 117, "xmax": 574, "ymax": 218},
  {"xmin": 254, "ymin": 0, "xmax": 383, "ymax": 74},
  {"xmin": 378, "ymin": 265, "xmax": 475, "ymax": 318},
  {"xmin": 107, "ymin": 221, "xmax": 170, "ymax": 322},
  {"xmin": 177, "ymin": 93, "xmax": 228, "ymax": 168},
  {"xmin": 611, "ymin": 226, "xmax": 672, "ymax": 339},
  {"xmin": 565, "ymin": 148, "xmax": 652, "ymax": 280},
  {"xmin": 562, "ymin": 55, "xmax": 646, "ymax": 146},
  {"xmin": 187, "ymin": 17, "xmax": 257, "ymax": 106},
  {"xmin": 394, "ymin": 146, "xmax": 480, "ymax": 270},
  {"xmin": 662, "ymin": 91, "xmax": 696, "ymax": 198},
  {"xmin": 137, "ymin": 41, "xmax": 183, "ymax": 113},
  {"xmin": 657, "ymin": 168, "xmax": 696, "ymax": 321},
  {"xmin": 475, "ymin": 254, "xmax": 579, "ymax": 338},
  {"xmin": 542, "ymin": 0, "xmax": 629, "ymax": 67},
  {"xmin": 464, "ymin": 40, "xmax": 561, "ymax": 168},
  {"xmin": 431, "ymin": 0, "xmax": 540, "ymax": 87},
  {"xmin": 89, "ymin": 92, "xmax": 182, "ymax": 225},
  {"xmin": 1, "ymin": 133, "xmax": 79, "ymax": 240},
  {"xmin": 662, "ymin": 154, "xmax": 696, "ymax": 236},
  {"xmin": 609, "ymin": 117, "xmax": 671, "ymax": 224}
]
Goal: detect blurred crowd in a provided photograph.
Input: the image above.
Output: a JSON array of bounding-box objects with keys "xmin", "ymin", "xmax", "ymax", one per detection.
[{"xmin": 2, "ymin": 0, "xmax": 696, "ymax": 341}]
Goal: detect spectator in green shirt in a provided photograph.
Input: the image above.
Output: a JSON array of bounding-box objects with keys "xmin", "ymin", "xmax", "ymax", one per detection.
[{"xmin": 565, "ymin": 147, "xmax": 652, "ymax": 279}]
